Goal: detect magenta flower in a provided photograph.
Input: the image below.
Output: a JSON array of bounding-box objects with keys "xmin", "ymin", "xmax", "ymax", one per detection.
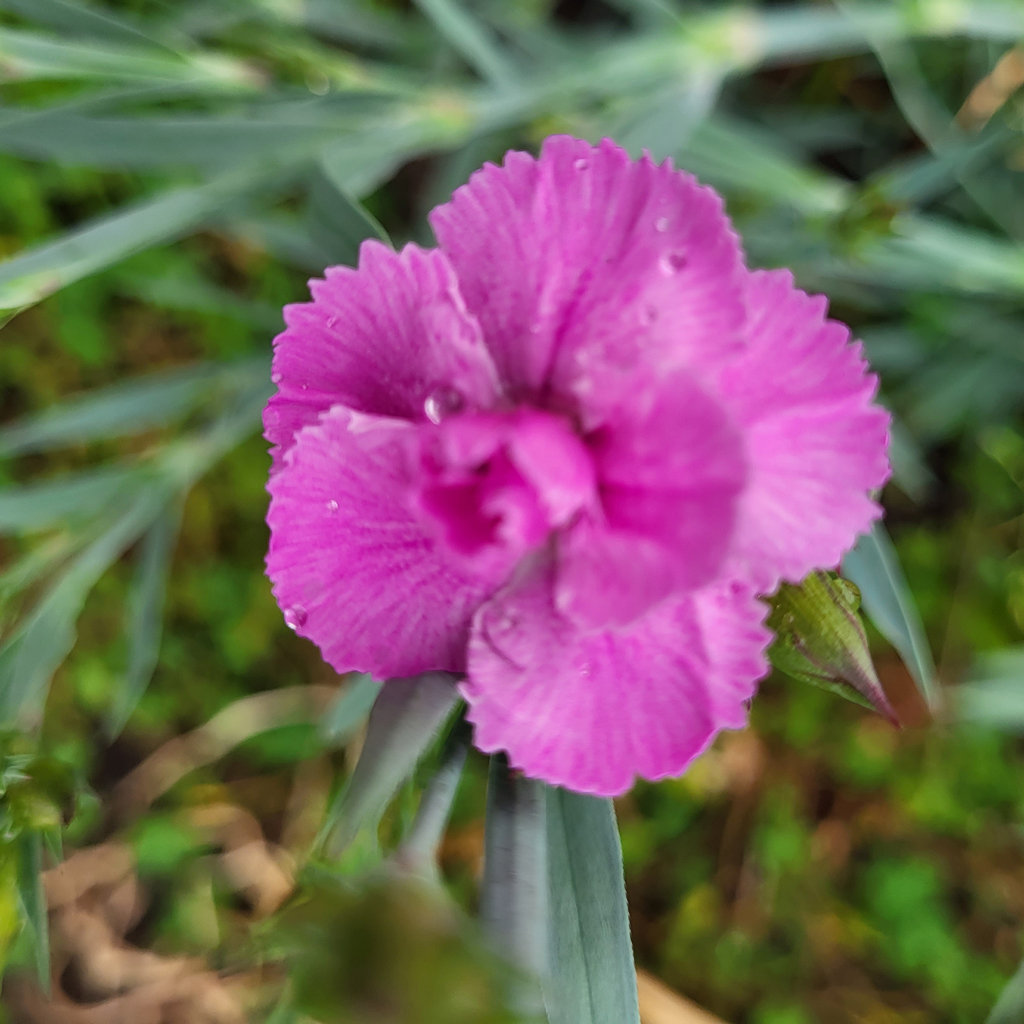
[{"xmin": 264, "ymin": 136, "xmax": 890, "ymax": 797}]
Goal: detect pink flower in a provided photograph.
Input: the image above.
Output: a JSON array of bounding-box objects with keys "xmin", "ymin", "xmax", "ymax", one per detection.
[{"xmin": 264, "ymin": 136, "xmax": 890, "ymax": 797}]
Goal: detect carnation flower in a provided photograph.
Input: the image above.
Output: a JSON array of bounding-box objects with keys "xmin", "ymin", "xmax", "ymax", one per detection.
[{"xmin": 264, "ymin": 136, "xmax": 890, "ymax": 797}]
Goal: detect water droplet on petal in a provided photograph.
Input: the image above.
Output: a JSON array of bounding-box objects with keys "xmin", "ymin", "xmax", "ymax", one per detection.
[
  {"xmin": 326, "ymin": 499, "xmax": 338, "ymax": 512},
  {"xmin": 660, "ymin": 250, "xmax": 687, "ymax": 274},
  {"xmin": 655, "ymin": 217, "xmax": 669, "ymax": 232},
  {"xmin": 284, "ymin": 605, "xmax": 307, "ymax": 631},
  {"xmin": 574, "ymin": 158, "xmax": 588, "ymax": 170},
  {"xmin": 300, "ymin": 383, "xmax": 308, "ymax": 390},
  {"xmin": 424, "ymin": 385, "xmax": 464, "ymax": 424},
  {"xmin": 326, "ymin": 316, "xmax": 338, "ymax": 330},
  {"xmin": 271, "ymin": 371, "xmax": 282, "ymax": 384},
  {"xmin": 579, "ymin": 662, "xmax": 591, "ymax": 678}
]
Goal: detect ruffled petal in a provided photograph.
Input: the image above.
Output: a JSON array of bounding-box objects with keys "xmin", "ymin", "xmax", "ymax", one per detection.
[
  {"xmin": 266, "ymin": 405, "xmax": 508, "ymax": 679},
  {"xmin": 555, "ymin": 368, "xmax": 746, "ymax": 628},
  {"xmin": 265, "ymin": 241, "xmax": 499, "ymax": 467},
  {"xmin": 718, "ymin": 270, "xmax": 891, "ymax": 591},
  {"xmin": 429, "ymin": 136, "xmax": 747, "ymax": 409},
  {"xmin": 464, "ymin": 557, "xmax": 770, "ymax": 796}
]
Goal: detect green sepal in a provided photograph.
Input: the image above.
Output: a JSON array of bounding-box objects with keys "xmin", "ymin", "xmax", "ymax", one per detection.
[{"xmin": 767, "ymin": 570, "xmax": 898, "ymax": 725}]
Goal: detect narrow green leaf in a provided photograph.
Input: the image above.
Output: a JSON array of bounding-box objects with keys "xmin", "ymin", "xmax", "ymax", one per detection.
[
  {"xmin": 0, "ymin": 172, "xmax": 270, "ymax": 316},
  {"xmin": 0, "ymin": 357, "xmax": 267, "ymax": 458},
  {"xmin": 482, "ymin": 754, "xmax": 546, "ymax": 1018},
  {"xmin": 106, "ymin": 499, "xmax": 183, "ymax": 738},
  {"xmin": 956, "ymin": 648, "xmax": 1024, "ymax": 729},
  {"xmin": 842, "ymin": 523, "xmax": 940, "ymax": 712},
  {"xmin": 0, "ymin": 487, "xmax": 168, "ymax": 727},
  {"xmin": 545, "ymin": 788, "xmax": 639, "ymax": 1024},
  {"xmin": 679, "ymin": 114, "xmax": 850, "ymax": 215},
  {"xmin": 308, "ymin": 164, "xmax": 391, "ymax": 268},
  {"xmin": 320, "ymin": 672, "xmax": 460, "ymax": 858},
  {"xmin": 0, "ymin": 27, "xmax": 259, "ymax": 86},
  {"xmin": 16, "ymin": 833, "xmax": 48, "ymax": 993},
  {"xmin": 0, "ymin": 466, "xmax": 147, "ymax": 533},
  {"xmin": 411, "ymin": 0, "xmax": 516, "ymax": 86},
  {"xmin": 887, "ymin": 415, "xmax": 935, "ymax": 503},
  {"xmin": 615, "ymin": 70, "xmax": 723, "ymax": 162},
  {"xmin": 116, "ymin": 269, "xmax": 283, "ymax": 329},
  {"xmin": 0, "ymin": 0, "xmax": 165, "ymax": 49},
  {"xmin": 319, "ymin": 674, "xmax": 382, "ymax": 745},
  {"xmin": 0, "ymin": 106, "xmax": 350, "ymax": 171},
  {"xmin": 394, "ymin": 717, "xmax": 470, "ymax": 877}
]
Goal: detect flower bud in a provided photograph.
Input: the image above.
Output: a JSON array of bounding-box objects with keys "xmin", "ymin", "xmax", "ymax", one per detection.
[{"xmin": 767, "ymin": 571, "xmax": 898, "ymax": 726}]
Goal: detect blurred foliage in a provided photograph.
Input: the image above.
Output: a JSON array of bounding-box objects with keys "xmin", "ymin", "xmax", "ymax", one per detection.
[{"xmin": 4, "ymin": 0, "xmax": 1024, "ymax": 1022}]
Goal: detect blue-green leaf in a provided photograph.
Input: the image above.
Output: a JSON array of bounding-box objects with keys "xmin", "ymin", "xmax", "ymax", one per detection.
[
  {"xmin": 394, "ymin": 718, "xmax": 470, "ymax": 876},
  {"xmin": 106, "ymin": 499, "xmax": 183, "ymax": 738},
  {"xmin": 482, "ymin": 754, "xmax": 546, "ymax": 1018},
  {"xmin": 320, "ymin": 672, "xmax": 460, "ymax": 858},
  {"xmin": 0, "ymin": 172, "xmax": 272, "ymax": 316},
  {"xmin": 0, "ymin": 466, "xmax": 147, "ymax": 534},
  {"xmin": 0, "ymin": 486, "xmax": 169, "ymax": 727},
  {"xmin": 411, "ymin": 0, "xmax": 517, "ymax": 86},
  {"xmin": 319, "ymin": 675, "xmax": 382, "ymax": 745},
  {"xmin": 0, "ymin": 357, "xmax": 267, "ymax": 458},
  {"xmin": 842, "ymin": 523, "xmax": 940, "ymax": 712},
  {"xmin": 544, "ymin": 788, "xmax": 639, "ymax": 1024}
]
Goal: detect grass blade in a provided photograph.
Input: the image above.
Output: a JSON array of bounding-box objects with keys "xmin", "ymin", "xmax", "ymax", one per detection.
[
  {"xmin": 0, "ymin": 357, "xmax": 267, "ymax": 458},
  {"xmin": 394, "ymin": 718, "xmax": 470, "ymax": 876},
  {"xmin": 0, "ymin": 466, "xmax": 147, "ymax": 533},
  {"xmin": 411, "ymin": 0, "xmax": 517, "ymax": 86},
  {"xmin": 307, "ymin": 165, "xmax": 391, "ymax": 268},
  {"xmin": 0, "ymin": 27, "xmax": 258, "ymax": 86},
  {"xmin": 0, "ymin": 0, "xmax": 166, "ymax": 48},
  {"xmin": 106, "ymin": 498, "xmax": 183, "ymax": 738},
  {"xmin": 544, "ymin": 788, "xmax": 640, "ymax": 1024},
  {"xmin": 319, "ymin": 674, "xmax": 382, "ymax": 745},
  {"xmin": 320, "ymin": 672, "xmax": 460, "ymax": 858},
  {"xmin": 0, "ymin": 173, "xmax": 271, "ymax": 316},
  {"xmin": 842, "ymin": 523, "xmax": 940, "ymax": 712},
  {"xmin": 0, "ymin": 487, "xmax": 168, "ymax": 726}
]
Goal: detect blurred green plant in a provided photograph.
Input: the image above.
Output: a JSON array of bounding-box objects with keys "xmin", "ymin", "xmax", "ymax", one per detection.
[{"xmin": 7, "ymin": 0, "xmax": 1024, "ymax": 1021}]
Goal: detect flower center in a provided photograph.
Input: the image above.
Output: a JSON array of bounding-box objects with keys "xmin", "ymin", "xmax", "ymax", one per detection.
[{"xmin": 416, "ymin": 408, "xmax": 595, "ymax": 568}]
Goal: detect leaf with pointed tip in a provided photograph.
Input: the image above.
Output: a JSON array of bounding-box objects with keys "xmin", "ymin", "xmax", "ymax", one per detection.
[
  {"xmin": 411, "ymin": 0, "xmax": 516, "ymax": 86},
  {"xmin": 320, "ymin": 673, "xmax": 460, "ymax": 858},
  {"xmin": 544, "ymin": 788, "xmax": 639, "ymax": 1024},
  {"xmin": 319, "ymin": 674, "xmax": 382, "ymax": 745},
  {"xmin": 842, "ymin": 524, "xmax": 940, "ymax": 712},
  {"xmin": 482, "ymin": 754, "xmax": 546, "ymax": 1019},
  {"xmin": 0, "ymin": 486, "xmax": 169, "ymax": 728},
  {"xmin": 307, "ymin": 165, "xmax": 391, "ymax": 268},
  {"xmin": 106, "ymin": 499, "xmax": 183, "ymax": 738}
]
